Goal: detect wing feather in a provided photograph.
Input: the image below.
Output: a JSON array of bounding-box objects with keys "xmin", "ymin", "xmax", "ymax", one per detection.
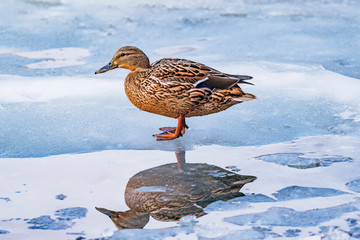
[{"xmin": 149, "ymin": 58, "xmax": 253, "ymax": 89}]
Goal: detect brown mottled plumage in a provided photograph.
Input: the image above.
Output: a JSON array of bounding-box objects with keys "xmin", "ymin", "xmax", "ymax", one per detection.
[
  {"xmin": 96, "ymin": 152, "xmax": 256, "ymax": 230},
  {"xmin": 95, "ymin": 46, "xmax": 255, "ymax": 140}
]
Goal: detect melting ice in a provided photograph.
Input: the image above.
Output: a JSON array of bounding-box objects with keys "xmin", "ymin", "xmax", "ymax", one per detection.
[{"xmin": 0, "ymin": 0, "xmax": 360, "ymax": 239}]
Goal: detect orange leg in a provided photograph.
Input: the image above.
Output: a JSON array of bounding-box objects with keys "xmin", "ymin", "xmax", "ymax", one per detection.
[
  {"xmin": 153, "ymin": 116, "xmax": 188, "ymax": 141},
  {"xmin": 159, "ymin": 123, "xmax": 189, "ymax": 135}
]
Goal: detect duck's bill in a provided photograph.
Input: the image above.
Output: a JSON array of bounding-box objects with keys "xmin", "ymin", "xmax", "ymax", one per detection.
[
  {"xmin": 95, "ymin": 62, "xmax": 115, "ymax": 74},
  {"xmin": 95, "ymin": 207, "xmax": 117, "ymax": 217}
]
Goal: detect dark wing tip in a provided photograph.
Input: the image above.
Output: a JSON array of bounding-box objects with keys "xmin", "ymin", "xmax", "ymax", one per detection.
[
  {"xmin": 233, "ymin": 75, "xmax": 254, "ymax": 85},
  {"xmin": 239, "ymin": 80, "xmax": 254, "ymax": 85},
  {"xmin": 232, "ymin": 74, "xmax": 253, "ymax": 80}
]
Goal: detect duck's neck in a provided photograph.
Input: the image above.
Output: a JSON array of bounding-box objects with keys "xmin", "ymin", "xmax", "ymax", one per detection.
[
  {"xmin": 124, "ymin": 69, "xmax": 149, "ymax": 110},
  {"xmin": 126, "ymin": 68, "xmax": 149, "ymax": 84}
]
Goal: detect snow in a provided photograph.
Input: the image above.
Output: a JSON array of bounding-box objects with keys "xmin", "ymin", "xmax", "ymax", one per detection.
[
  {"xmin": 16, "ymin": 47, "xmax": 91, "ymax": 69},
  {"xmin": 1, "ymin": 0, "xmax": 360, "ymax": 239}
]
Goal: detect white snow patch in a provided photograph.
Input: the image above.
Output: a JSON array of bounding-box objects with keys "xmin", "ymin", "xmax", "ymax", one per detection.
[
  {"xmin": 0, "ymin": 47, "xmax": 91, "ymax": 69},
  {"xmin": 336, "ymin": 109, "xmax": 360, "ymax": 123},
  {"xmin": 19, "ymin": 48, "xmax": 90, "ymax": 69},
  {"xmin": 0, "ymin": 74, "xmax": 122, "ymax": 103}
]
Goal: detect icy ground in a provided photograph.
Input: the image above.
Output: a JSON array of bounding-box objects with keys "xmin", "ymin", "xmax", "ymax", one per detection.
[
  {"xmin": 1, "ymin": 139, "xmax": 360, "ymax": 240},
  {"xmin": 1, "ymin": 0, "xmax": 360, "ymax": 239}
]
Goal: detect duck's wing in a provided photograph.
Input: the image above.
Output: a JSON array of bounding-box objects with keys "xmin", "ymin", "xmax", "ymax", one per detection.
[{"xmin": 150, "ymin": 58, "xmax": 253, "ymax": 89}]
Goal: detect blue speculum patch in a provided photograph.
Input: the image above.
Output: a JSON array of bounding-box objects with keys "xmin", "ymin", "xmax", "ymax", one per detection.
[{"xmin": 195, "ymin": 82, "xmax": 215, "ymax": 90}]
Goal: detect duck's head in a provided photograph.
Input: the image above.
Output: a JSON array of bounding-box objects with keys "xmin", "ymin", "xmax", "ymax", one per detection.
[
  {"xmin": 95, "ymin": 46, "xmax": 150, "ymax": 74},
  {"xmin": 95, "ymin": 207, "xmax": 149, "ymax": 230}
]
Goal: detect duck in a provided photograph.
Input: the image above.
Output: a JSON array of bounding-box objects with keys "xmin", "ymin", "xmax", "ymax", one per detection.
[
  {"xmin": 96, "ymin": 151, "xmax": 256, "ymax": 229},
  {"xmin": 95, "ymin": 46, "xmax": 255, "ymax": 140}
]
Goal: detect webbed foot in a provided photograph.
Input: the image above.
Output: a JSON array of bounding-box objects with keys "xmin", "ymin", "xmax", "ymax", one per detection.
[{"xmin": 153, "ymin": 116, "xmax": 188, "ymax": 141}]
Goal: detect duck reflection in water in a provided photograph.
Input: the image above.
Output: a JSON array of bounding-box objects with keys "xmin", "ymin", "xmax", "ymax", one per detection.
[{"xmin": 96, "ymin": 151, "xmax": 256, "ymax": 229}]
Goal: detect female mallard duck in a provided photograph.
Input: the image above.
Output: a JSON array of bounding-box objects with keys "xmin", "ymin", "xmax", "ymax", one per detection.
[{"xmin": 95, "ymin": 46, "xmax": 255, "ymax": 140}]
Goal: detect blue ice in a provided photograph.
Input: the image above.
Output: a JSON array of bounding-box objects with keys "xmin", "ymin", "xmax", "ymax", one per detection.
[
  {"xmin": 346, "ymin": 179, "xmax": 360, "ymax": 193},
  {"xmin": 225, "ymin": 204, "xmax": 359, "ymax": 227},
  {"xmin": 229, "ymin": 194, "xmax": 277, "ymax": 203},
  {"xmin": 26, "ymin": 207, "xmax": 87, "ymax": 230},
  {"xmin": 109, "ymin": 228, "xmax": 190, "ymax": 240},
  {"xmin": 1, "ymin": 0, "xmax": 360, "ymax": 238},
  {"xmin": 205, "ymin": 200, "xmax": 248, "ymax": 212},
  {"xmin": 55, "ymin": 194, "xmax": 67, "ymax": 200},
  {"xmin": 27, "ymin": 215, "xmax": 74, "ymax": 230},
  {"xmin": 55, "ymin": 207, "xmax": 88, "ymax": 220},
  {"xmin": 256, "ymin": 153, "xmax": 352, "ymax": 169},
  {"xmin": 0, "ymin": 197, "xmax": 11, "ymax": 202},
  {"xmin": 0, "ymin": 0, "xmax": 360, "ymax": 157},
  {"xmin": 219, "ymin": 228, "xmax": 267, "ymax": 240},
  {"xmin": 284, "ymin": 229, "xmax": 301, "ymax": 238},
  {"xmin": 0, "ymin": 230, "xmax": 10, "ymax": 234},
  {"xmin": 205, "ymin": 194, "xmax": 276, "ymax": 212},
  {"xmin": 273, "ymin": 186, "xmax": 347, "ymax": 201}
]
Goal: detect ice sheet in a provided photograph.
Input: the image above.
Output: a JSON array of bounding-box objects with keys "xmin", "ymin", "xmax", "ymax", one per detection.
[
  {"xmin": 1, "ymin": 0, "xmax": 360, "ymax": 239},
  {"xmin": 0, "ymin": 136, "xmax": 359, "ymax": 239},
  {"xmin": 0, "ymin": 62, "xmax": 359, "ymax": 158},
  {"xmin": 1, "ymin": 0, "xmax": 360, "ymax": 78}
]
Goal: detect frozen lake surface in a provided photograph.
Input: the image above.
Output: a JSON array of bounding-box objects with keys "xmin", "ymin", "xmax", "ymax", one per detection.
[{"xmin": 1, "ymin": 0, "xmax": 360, "ymax": 239}]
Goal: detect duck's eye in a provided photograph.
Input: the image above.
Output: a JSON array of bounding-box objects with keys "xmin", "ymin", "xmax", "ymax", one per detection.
[
  {"xmin": 108, "ymin": 62, "xmax": 112, "ymax": 66},
  {"xmin": 120, "ymin": 53, "xmax": 125, "ymax": 57}
]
